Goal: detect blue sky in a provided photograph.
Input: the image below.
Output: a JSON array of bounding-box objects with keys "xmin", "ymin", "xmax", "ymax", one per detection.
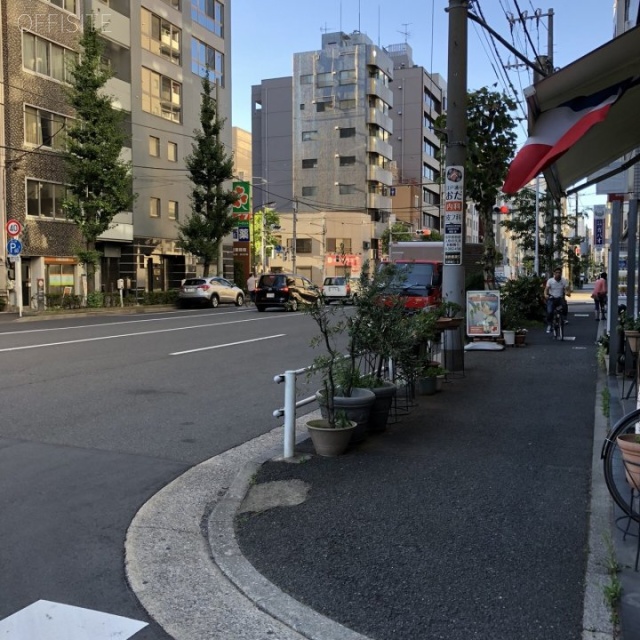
[{"xmin": 230, "ymin": 0, "xmax": 614, "ymax": 208}]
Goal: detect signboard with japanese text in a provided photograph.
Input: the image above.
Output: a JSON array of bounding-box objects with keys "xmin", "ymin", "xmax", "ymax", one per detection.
[
  {"xmin": 444, "ymin": 166, "xmax": 464, "ymax": 264},
  {"xmin": 593, "ymin": 204, "xmax": 606, "ymax": 247}
]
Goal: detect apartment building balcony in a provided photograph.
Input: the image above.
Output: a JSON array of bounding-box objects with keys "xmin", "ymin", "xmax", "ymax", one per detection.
[
  {"xmin": 101, "ymin": 77, "xmax": 131, "ymax": 112},
  {"xmin": 367, "ymin": 165, "xmax": 392, "ymax": 185},
  {"xmin": 367, "ymin": 136, "xmax": 392, "ymax": 159},
  {"xmin": 87, "ymin": 0, "xmax": 131, "ymax": 48},
  {"xmin": 367, "ymin": 78, "xmax": 393, "ymax": 106},
  {"xmin": 98, "ymin": 211, "xmax": 133, "ymax": 243},
  {"xmin": 367, "ymin": 108, "xmax": 393, "ymax": 132},
  {"xmin": 367, "ymin": 193, "xmax": 392, "ymax": 211}
]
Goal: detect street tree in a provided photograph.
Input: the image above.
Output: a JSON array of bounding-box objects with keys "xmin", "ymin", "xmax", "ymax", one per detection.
[
  {"xmin": 436, "ymin": 87, "xmax": 518, "ymax": 288},
  {"xmin": 502, "ymin": 187, "xmax": 584, "ymax": 279},
  {"xmin": 177, "ymin": 71, "xmax": 236, "ymax": 276},
  {"xmin": 252, "ymin": 207, "xmax": 280, "ymax": 270},
  {"xmin": 63, "ymin": 19, "xmax": 134, "ymax": 294},
  {"xmin": 381, "ymin": 222, "xmax": 413, "ymax": 254}
]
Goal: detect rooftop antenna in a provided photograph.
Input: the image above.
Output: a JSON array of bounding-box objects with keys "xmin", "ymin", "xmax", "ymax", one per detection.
[
  {"xmin": 339, "ymin": 0, "xmax": 342, "ymax": 32},
  {"xmin": 398, "ymin": 22, "xmax": 412, "ymax": 44},
  {"xmin": 320, "ymin": 22, "xmax": 332, "ymax": 34},
  {"xmin": 377, "ymin": 5, "xmax": 380, "ymax": 47},
  {"xmin": 358, "ymin": 0, "xmax": 361, "ymax": 33}
]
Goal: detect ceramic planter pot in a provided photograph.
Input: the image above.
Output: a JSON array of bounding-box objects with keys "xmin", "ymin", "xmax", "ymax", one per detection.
[
  {"xmin": 617, "ymin": 434, "xmax": 640, "ymax": 488},
  {"xmin": 315, "ymin": 387, "xmax": 376, "ymax": 443},
  {"xmin": 307, "ymin": 419, "xmax": 357, "ymax": 457},
  {"xmin": 368, "ymin": 381, "xmax": 397, "ymax": 433},
  {"xmin": 416, "ymin": 376, "xmax": 437, "ymax": 396},
  {"xmin": 503, "ymin": 330, "xmax": 516, "ymax": 346}
]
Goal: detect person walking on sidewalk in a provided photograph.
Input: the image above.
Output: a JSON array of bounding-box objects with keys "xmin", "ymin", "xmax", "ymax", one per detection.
[
  {"xmin": 544, "ymin": 266, "xmax": 571, "ymax": 333},
  {"xmin": 591, "ymin": 272, "xmax": 607, "ymax": 321},
  {"xmin": 246, "ymin": 272, "xmax": 257, "ymax": 304}
]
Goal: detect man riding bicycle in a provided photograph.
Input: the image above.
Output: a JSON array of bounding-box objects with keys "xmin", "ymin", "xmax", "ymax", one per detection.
[{"xmin": 544, "ymin": 266, "xmax": 571, "ymax": 334}]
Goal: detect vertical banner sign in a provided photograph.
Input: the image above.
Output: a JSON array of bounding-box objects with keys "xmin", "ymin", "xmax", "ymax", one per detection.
[
  {"xmin": 444, "ymin": 166, "xmax": 464, "ymax": 265},
  {"xmin": 232, "ymin": 181, "xmax": 251, "ymax": 216},
  {"xmin": 593, "ymin": 204, "xmax": 605, "ymax": 247}
]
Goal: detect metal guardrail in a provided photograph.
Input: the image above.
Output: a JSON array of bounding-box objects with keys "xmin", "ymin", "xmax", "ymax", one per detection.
[{"xmin": 273, "ymin": 365, "xmax": 317, "ymax": 459}]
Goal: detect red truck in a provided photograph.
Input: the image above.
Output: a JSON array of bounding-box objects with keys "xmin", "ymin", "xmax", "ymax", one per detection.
[{"xmin": 383, "ymin": 242, "xmax": 444, "ymax": 312}]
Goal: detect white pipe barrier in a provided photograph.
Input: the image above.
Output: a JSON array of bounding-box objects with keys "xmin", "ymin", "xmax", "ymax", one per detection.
[{"xmin": 273, "ymin": 366, "xmax": 317, "ymax": 459}]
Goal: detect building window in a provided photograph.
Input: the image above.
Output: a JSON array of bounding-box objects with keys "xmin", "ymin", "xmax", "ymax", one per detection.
[
  {"xmin": 191, "ymin": 0, "xmax": 224, "ymax": 36},
  {"xmin": 339, "ymin": 69, "xmax": 357, "ymax": 84},
  {"xmin": 316, "ymin": 100, "xmax": 333, "ymax": 113},
  {"xmin": 327, "ymin": 238, "xmax": 352, "ymax": 252},
  {"xmin": 339, "ymin": 184, "xmax": 356, "ymax": 195},
  {"xmin": 191, "ymin": 37, "xmax": 224, "ymax": 85},
  {"xmin": 301, "ymin": 130, "xmax": 318, "ymax": 141},
  {"xmin": 26, "ymin": 179, "xmax": 69, "ymax": 219},
  {"xmin": 43, "ymin": 0, "xmax": 77, "ymax": 13},
  {"xmin": 302, "ymin": 158, "xmax": 318, "ymax": 169},
  {"xmin": 161, "ymin": 0, "xmax": 181, "ymax": 7},
  {"xmin": 301, "ymin": 186, "xmax": 317, "ymax": 197},
  {"xmin": 141, "ymin": 67, "xmax": 182, "ymax": 123},
  {"xmin": 22, "ymin": 32, "xmax": 76, "ymax": 83},
  {"xmin": 168, "ymin": 141, "xmax": 178, "ymax": 161},
  {"xmin": 339, "ymin": 127, "xmax": 356, "ymax": 138},
  {"xmin": 168, "ymin": 200, "xmax": 178, "ymax": 220},
  {"xmin": 339, "ymin": 99, "xmax": 356, "ymax": 110},
  {"xmin": 296, "ymin": 238, "xmax": 312, "ymax": 254},
  {"xmin": 141, "ymin": 8, "xmax": 181, "ymax": 65},
  {"xmin": 300, "ymin": 74, "xmax": 313, "ymax": 84},
  {"xmin": 149, "ymin": 136, "xmax": 160, "ymax": 157},
  {"xmin": 24, "ymin": 106, "xmax": 67, "ymax": 150},
  {"xmin": 339, "ymin": 156, "xmax": 356, "ymax": 167},
  {"xmin": 150, "ymin": 196, "xmax": 161, "ymax": 217},
  {"xmin": 316, "ymin": 72, "xmax": 333, "ymax": 88}
]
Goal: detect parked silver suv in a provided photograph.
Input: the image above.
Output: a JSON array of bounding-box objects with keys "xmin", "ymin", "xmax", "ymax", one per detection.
[
  {"xmin": 178, "ymin": 277, "xmax": 245, "ymax": 308},
  {"xmin": 321, "ymin": 276, "xmax": 360, "ymax": 304}
]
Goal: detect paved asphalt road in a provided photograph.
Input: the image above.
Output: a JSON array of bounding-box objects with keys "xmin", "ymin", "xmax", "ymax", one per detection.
[{"xmin": 0, "ymin": 306, "xmax": 321, "ymax": 637}]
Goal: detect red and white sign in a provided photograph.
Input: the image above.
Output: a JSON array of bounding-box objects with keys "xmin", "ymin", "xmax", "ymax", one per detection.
[{"xmin": 6, "ymin": 219, "xmax": 22, "ymax": 237}]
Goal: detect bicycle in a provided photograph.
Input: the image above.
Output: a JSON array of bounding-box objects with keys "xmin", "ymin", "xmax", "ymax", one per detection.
[
  {"xmin": 550, "ymin": 298, "xmax": 565, "ymax": 340},
  {"xmin": 602, "ymin": 408, "xmax": 640, "ymax": 568}
]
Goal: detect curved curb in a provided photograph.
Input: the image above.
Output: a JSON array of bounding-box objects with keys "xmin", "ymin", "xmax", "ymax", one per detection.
[{"xmin": 208, "ymin": 455, "xmax": 373, "ymax": 640}]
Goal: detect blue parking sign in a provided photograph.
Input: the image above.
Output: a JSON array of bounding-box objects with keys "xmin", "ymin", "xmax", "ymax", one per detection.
[{"xmin": 7, "ymin": 238, "xmax": 22, "ymax": 256}]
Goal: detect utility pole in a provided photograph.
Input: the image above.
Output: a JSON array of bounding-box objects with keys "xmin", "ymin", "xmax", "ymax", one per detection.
[
  {"xmin": 442, "ymin": 0, "xmax": 468, "ymax": 369},
  {"xmin": 292, "ymin": 198, "xmax": 298, "ymax": 273}
]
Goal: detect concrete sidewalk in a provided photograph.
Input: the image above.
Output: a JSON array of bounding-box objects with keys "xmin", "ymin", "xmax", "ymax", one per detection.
[{"xmin": 125, "ymin": 297, "xmax": 640, "ymax": 640}]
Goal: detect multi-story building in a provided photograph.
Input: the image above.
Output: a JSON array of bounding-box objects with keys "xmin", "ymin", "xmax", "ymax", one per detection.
[
  {"xmin": 252, "ymin": 32, "xmax": 452, "ymax": 279},
  {"xmin": 1, "ymin": 0, "xmax": 231, "ymax": 304},
  {"xmin": 252, "ymin": 31, "xmax": 395, "ymax": 280},
  {"xmin": 386, "ymin": 42, "xmax": 446, "ymax": 233}
]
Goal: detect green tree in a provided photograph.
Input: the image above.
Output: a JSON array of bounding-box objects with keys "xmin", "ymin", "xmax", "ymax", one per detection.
[
  {"xmin": 501, "ymin": 187, "xmax": 583, "ymax": 277},
  {"xmin": 436, "ymin": 88, "xmax": 518, "ymax": 288},
  {"xmin": 381, "ymin": 222, "xmax": 413, "ymax": 254},
  {"xmin": 252, "ymin": 207, "xmax": 280, "ymax": 271},
  {"xmin": 63, "ymin": 19, "xmax": 134, "ymax": 293},
  {"xmin": 177, "ymin": 71, "xmax": 236, "ymax": 276}
]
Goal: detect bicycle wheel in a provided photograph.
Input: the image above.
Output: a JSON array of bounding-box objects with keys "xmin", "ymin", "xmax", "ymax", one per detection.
[{"xmin": 602, "ymin": 408, "xmax": 640, "ymax": 522}]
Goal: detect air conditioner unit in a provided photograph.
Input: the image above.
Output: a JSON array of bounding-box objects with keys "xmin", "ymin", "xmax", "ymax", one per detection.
[
  {"xmin": 397, "ymin": 111, "xmax": 402, "ymax": 115},
  {"xmin": 397, "ymin": 136, "xmax": 403, "ymax": 141}
]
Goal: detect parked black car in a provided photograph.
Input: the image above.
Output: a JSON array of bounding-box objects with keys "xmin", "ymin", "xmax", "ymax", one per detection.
[{"xmin": 255, "ymin": 273, "xmax": 320, "ymax": 312}]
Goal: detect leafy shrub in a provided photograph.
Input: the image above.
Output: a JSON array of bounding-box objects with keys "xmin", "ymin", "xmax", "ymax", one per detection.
[
  {"xmin": 501, "ymin": 275, "xmax": 545, "ymax": 325},
  {"xmin": 86, "ymin": 292, "xmax": 104, "ymax": 308}
]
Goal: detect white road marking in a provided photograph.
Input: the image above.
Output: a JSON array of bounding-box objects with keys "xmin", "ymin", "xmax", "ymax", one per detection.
[
  {"xmin": 0, "ymin": 600, "xmax": 147, "ymax": 639},
  {"xmin": 574, "ymin": 313, "xmax": 590, "ymax": 317},
  {"xmin": 171, "ymin": 334, "xmax": 285, "ymax": 355},
  {"xmin": 0, "ymin": 317, "xmax": 278, "ymax": 353},
  {"xmin": 0, "ymin": 309, "xmax": 253, "ymax": 336}
]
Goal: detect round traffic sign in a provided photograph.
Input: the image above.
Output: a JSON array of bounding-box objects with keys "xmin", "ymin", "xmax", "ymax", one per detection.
[
  {"xmin": 6, "ymin": 219, "xmax": 22, "ymax": 237},
  {"xmin": 7, "ymin": 238, "xmax": 22, "ymax": 256}
]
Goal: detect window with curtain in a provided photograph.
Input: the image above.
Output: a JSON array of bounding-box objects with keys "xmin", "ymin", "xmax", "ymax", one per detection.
[{"xmin": 24, "ymin": 106, "xmax": 67, "ymax": 150}]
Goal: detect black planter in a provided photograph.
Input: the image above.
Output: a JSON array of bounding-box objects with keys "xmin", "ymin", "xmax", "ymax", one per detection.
[
  {"xmin": 316, "ymin": 387, "xmax": 376, "ymax": 443},
  {"xmin": 368, "ymin": 381, "xmax": 397, "ymax": 433}
]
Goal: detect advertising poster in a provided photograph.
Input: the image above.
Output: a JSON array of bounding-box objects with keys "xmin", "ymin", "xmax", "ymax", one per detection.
[
  {"xmin": 444, "ymin": 165, "xmax": 464, "ymax": 265},
  {"xmin": 467, "ymin": 290, "xmax": 501, "ymax": 337}
]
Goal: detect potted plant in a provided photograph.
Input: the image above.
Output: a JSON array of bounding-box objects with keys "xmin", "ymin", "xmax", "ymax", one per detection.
[
  {"xmin": 416, "ymin": 364, "xmax": 447, "ymax": 396},
  {"xmin": 345, "ymin": 265, "xmax": 412, "ymax": 432},
  {"xmin": 305, "ymin": 294, "xmax": 375, "ymax": 455},
  {"xmin": 617, "ymin": 433, "xmax": 640, "ymax": 489}
]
